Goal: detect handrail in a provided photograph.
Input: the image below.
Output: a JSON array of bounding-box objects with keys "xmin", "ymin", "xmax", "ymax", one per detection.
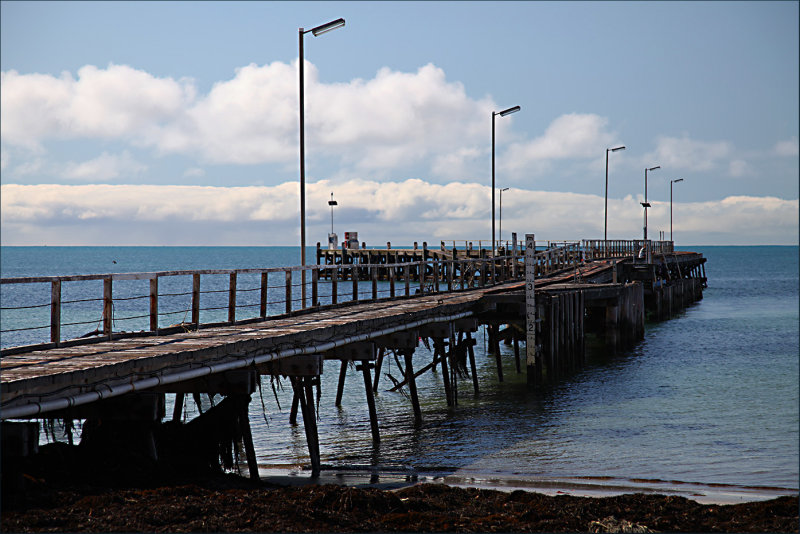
[{"xmin": 0, "ymin": 238, "xmax": 674, "ymax": 352}]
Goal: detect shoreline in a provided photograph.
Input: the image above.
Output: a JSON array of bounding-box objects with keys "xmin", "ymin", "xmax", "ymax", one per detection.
[
  {"xmin": 256, "ymin": 465, "xmax": 798, "ymax": 506},
  {"xmin": 3, "ymin": 476, "xmax": 797, "ymax": 533}
]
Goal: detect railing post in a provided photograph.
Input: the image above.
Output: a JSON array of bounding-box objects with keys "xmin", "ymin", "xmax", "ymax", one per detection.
[
  {"xmin": 150, "ymin": 276, "xmax": 158, "ymax": 332},
  {"xmin": 228, "ymin": 272, "xmax": 237, "ymax": 323},
  {"xmin": 331, "ymin": 266, "xmax": 338, "ymax": 304},
  {"xmin": 312, "ymin": 267, "xmax": 319, "ymax": 306},
  {"xmin": 260, "ymin": 272, "xmax": 269, "ymax": 318},
  {"xmin": 447, "ymin": 259, "xmax": 454, "ymax": 291},
  {"xmin": 103, "ymin": 277, "xmax": 113, "ymax": 339},
  {"xmin": 285, "ymin": 270, "xmax": 292, "ymax": 313},
  {"xmin": 389, "ymin": 260, "xmax": 396, "ymax": 297},
  {"xmin": 371, "ymin": 265, "xmax": 378, "ymax": 300},
  {"xmin": 419, "ymin": 259, "xmax": 426, "ymax": 295},
  {"xmin": 352, "ymin": 265, "xmax": 359, "ymax": 301},
  {"xmin": 405, "ymin": 264, "xmax": 411, "ymax": 296},
  {"xmin": 433, "ymin": 260, "xmax": 439, "ymax": 293},
  {"xmin": 192, "ymin": 274, "xmax": 200, "ymax": 328},
  {"xmin": 50, "ymin": 280, "xmax": 61, "ymax": 345}
]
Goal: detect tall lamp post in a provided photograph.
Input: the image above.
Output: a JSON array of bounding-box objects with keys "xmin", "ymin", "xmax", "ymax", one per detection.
[
  {"xmin": 499, "ymin": 187, "xmax": 509, "ymax": 247},
  {"xmin": 299, "ymin": 17, "xmax": 345, "ymax": 308},
  {"xmin": 642, "ymin": 165, "xmax": 660, "ymax": 240},
  {"xmin": 492, "ymin": 105, "xmax": 520, "ymax": 282},
  {"xmin": 604, "ymin": 145, "xmax": 625, "ymax": 256},
  {"xmin": 670, "ymin": 178, "xmax": 683, "ymax": 242}
]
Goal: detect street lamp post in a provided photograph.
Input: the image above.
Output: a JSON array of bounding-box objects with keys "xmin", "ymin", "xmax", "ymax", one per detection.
[
  {"xmin": 299, "ymin": 17, "xmax": 345, "ymax": 308},
  {"xmin": 642, "ymin": 165, "xmax": 660, "ymax": 241},
  {"xmin": 499, "ymin": 187, "xmax": 509, "ymax": 247},
  {"xmin": 492, "ymin": 105, "xmax": 520, "ymax": 283},
  {"xmin": 670, "ymin": 178, "xmax": 683, "ymax": 242},
  {"xmin": 604, "ymin": 145, "xmax": 625, "ymax": 256}
]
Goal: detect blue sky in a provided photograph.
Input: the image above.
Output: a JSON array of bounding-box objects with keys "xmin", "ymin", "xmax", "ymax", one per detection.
[{"xmin": 1, "ymin": 1, "xmax": 797, "ymax": 246}]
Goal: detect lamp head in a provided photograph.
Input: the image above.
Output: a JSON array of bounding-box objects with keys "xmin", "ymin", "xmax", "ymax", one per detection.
[
  {"xmin": 311, "ymin": 18, "xmax": 345, "ymax": 36},
  {"xmin": 673, "ymin": 178, "xmax": 684, "ymax": 184},
  {"xmin": 648, "ymin": 165, "xmax": 661, "ymax": 172},
  {"xmin": 611, "ymin": 145, "xmax": 626, "ymax": 152},
  {"xmin": 496, "ymin": 105, "xmax": 521, "ymax": 117}
]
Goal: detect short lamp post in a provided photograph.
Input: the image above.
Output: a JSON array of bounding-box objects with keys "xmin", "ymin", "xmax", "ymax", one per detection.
[
  {"xmin": 642, "ymin": 165, "xmax": 660, "ymax": 241},
  {"xmin": 492, "ymin": 105, "xmax": 520, "ymax": 283},
  {"xmin": 670, "ymin": 178, "xmax": 683, "ymax": 242},
  {"xmin": 299, "ymin": 17, "xmax": 345, "ymax": 308},
  {"xmin": 328, "ymin": 192, "xmax": 337, "ymax": 235},
  {"xmin": 604, "ymin": 145, "xmax": 625, "ymax": 256},
  {"xmin": 499, "ymin": 187, "xmax": 509, "ymax": 247}
]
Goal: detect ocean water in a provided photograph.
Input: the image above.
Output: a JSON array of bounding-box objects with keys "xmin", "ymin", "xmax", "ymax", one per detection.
[{"xmin": 1, "ymin": 245, "xmax": 797, "ymax": 502}]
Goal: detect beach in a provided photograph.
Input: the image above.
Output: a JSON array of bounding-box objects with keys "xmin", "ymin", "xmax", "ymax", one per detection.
[{"xmin": 3, "ymin": 476, "xmax": 797, "ymax": 533}]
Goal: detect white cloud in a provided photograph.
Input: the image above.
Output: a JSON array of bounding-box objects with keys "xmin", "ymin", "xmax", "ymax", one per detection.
[
  {"xmin": 647, "ymin": 135, "xmax": 731, "ymax": 172},
  {"xmin": 502, "ymin": 114, "xmax": 616, "ymax": 176},
  {"xmin": 1, "ymin": 62, "xmax": 495, "ymax": 173},
  {"xmin": 773, "ymin": 137, "xmax": 799, "ymax": 157},
  {"xmin": 62, "ymin": 151, "xmax": 147, "ymax": 181},
  {"xmin": 2, "ymin": 181, "xmax": 796, "ymax": 246},
  {"xmin": 0, "ymin": 65, "xmax": 193, "ymax": 150}
]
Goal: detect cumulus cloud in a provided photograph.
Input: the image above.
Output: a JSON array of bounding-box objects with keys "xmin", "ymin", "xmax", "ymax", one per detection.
[
  {"xmin": 502, "ymin": 113, "xmax": 617, "ymax": 175},
  {"xmin": 0, "ymin": 65, "xmax": 194, "ymax": 150},
  {"xmin": 773, "ymin": 137, "xmax": 799, "ymax": 157},
  {"xmin": 647, "ymin": 135, "xmax": 731, "ymax": 172},
  {"xmin": 2, "ymin": 181, "xmax": 796, "ymax": 246},
  {"xmin": 1, "ymin": 61, "xmax": 494, "ymax": 173}
]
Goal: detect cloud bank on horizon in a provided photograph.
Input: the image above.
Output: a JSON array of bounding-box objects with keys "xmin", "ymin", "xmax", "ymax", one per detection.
[{"xmin": 1, "ymin": 2, "xmax": 797, "ymax": 247}]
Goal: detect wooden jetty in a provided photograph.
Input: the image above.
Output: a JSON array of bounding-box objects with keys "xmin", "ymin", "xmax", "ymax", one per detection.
[{"xmin": 1, "ymin": 238, "xmax": 706, "ymax": 480}]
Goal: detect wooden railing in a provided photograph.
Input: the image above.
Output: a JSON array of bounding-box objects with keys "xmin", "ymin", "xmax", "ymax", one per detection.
[{"xmin": 0, "ymin": 238, "xmax": 674, "ymax": 352}]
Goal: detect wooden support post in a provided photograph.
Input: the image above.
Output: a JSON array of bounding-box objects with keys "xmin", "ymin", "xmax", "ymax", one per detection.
[
  {"xmin": 435, "ymin": 338, "xmax": 453, "ymax": 407},
  {"xmin": 149, "ymin": 277, "xmax": 158, "ymax": 333},
  {"xmin": 50, "ymin": 280, "xmax": 61, "ymax": 345},
  {"xmin": 466, "ymin": 331, "xmax": 479, "ymax": 394},
  {"xmin": 358, "ymin": 362, "xmax": 380, "ymax": 442},
  {"xmin": 260, "ymin": 272, "xmax": 269, "ymax": 318},
  {"xmin": 372, "ymin": 347, "xmax": 385, "ymax": 393},
  {"xmin": 239, "ymin": 397, "xmax": 260, "ymax": 480},
  {"xmin": 389, "ymin": 263, "xmax": 395, "ymax": 297},
  {"xmin": 228, "ymin": 272, "xmax": 237, "ymax": 323},
  {"xmin": 491, "ymin": 325, "xmax": 504, "ymax": 383},
  {"xmin": 289, "ymin": 391, "xmax": 299, "ymax": 425},
  {"xmin": 103, "ymin": 277, "xmax": 113, "ymax": 339},
  {"xmin": 404, "ymin": 265, "xmax": 411, "ymax": 296},
  {"xmin": 290, "ymin": 377, "xmax": 321, "ymax": 476},
  {"xmin": 335, "ymin": 360, "xmax": 348, "ymax": 407},
  {"xmin": 404, "ymin": 349, "xmax": 422, "ymax": 424},
  {"xmin": 172, "ymin": 392, "xmax": 184, "ymax": 421},
  {"xmin": 192, "ymin": 273, "xmax": 200, "ymax": 328},
  {"xmin": 514, "ymin": 336, "xmax": 521, "ymax": 374},
  {"xmin": 449, "ymin": 323, "xmax": 458, "ymax": 406}
]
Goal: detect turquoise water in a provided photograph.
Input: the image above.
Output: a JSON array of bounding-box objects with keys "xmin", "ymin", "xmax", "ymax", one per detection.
[{"xmin": 1, "ymin": 245, "xmax": 798, "ymax": 502}]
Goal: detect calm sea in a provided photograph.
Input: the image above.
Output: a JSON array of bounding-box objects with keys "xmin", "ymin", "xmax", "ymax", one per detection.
[{"xmin": 1, "ymin": 245, "xmax": 797, "ymax": 503}]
